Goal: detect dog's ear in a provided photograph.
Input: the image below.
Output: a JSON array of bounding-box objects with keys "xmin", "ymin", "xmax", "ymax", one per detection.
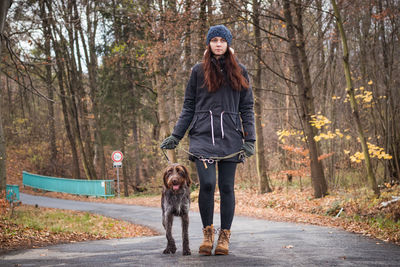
[
  {"xmin": 181, "ymin": 165, "xmax": 191, "ymax": 187},
  {"xmin": 162, "ymin": 167, "xmax": 170, "ymax": 188}
]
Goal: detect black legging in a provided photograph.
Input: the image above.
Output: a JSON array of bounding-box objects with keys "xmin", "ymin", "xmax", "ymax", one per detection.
[{"xmin": 195, "ymin": 159, "xmax": 237, "ymax": 230}]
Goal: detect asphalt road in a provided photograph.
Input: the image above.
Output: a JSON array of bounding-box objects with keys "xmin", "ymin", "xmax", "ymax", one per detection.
[{"xmin": 1, "ymin": 193, "xmax": 400, "ymax": 266}]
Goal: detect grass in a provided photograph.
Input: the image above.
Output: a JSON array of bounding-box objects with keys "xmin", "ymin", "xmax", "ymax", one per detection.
[
  {"xmin": 0, "ymin": 204, "xmax": 158, "ymax": 252},
  {"xmin": 12, "ymin": 207, "xmax": 105, "ymax": 234}
]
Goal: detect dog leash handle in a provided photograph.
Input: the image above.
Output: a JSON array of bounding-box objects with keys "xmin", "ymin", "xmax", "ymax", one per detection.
[{"xmin": 161, "ymin": 149, "xmax": 171, "ymax": 164}]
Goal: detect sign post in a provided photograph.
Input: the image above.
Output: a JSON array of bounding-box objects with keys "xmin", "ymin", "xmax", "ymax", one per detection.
[{"xmin": 111, "ymin": 151, "xmax": 123, "ymax": 197}]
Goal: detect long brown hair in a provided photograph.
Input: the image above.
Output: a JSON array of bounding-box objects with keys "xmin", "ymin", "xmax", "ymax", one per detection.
[{"xmin": 203, "ymin": 46, "xmax": 249, "ymax": 92}]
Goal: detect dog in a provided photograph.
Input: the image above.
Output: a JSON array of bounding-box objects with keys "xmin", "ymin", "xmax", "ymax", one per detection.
[{"xmin": 161, "ymin": 163, "xmax": 191, "ymax": 255}]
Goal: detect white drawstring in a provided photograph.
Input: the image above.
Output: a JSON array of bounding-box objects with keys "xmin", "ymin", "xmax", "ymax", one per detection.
[
  {"xmin": 220, "ymin": 111, "xmax": 225, "ymax": 139},
  {"xmin": 209, "ymin": 110, "xmax": 215, "ymax": 146}
]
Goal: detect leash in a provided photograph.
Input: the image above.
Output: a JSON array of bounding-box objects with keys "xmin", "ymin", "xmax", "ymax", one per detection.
[
  {"xmin": 161, "ymin": 149, "xmax": 172, "ymax": 164},
  {"xmin": 161, "ymin": 147, "xmax": 245, "ymax": 168}
]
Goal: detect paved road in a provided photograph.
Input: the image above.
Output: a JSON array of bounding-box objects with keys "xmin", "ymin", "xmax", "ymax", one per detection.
[{"xmin": 1, "ymin": 193, "xmax": 400, "ymax": 266}]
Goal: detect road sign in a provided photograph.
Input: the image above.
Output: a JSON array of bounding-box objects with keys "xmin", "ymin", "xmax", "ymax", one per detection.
[
  {"xmin": 113, "ymin": 162, "xmax": 122, "ymax": 168},
  {"xmin": 111, "ymin": 151, "xmax": 123, "ymax": 197},
  {"xmin": 111, "ymin": 151, "xmax": 123, "ymax": 162}
]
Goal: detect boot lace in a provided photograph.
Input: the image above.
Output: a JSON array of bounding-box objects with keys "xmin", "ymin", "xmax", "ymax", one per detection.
[
  {"xmin": 217, "ymin": 228, "xmax": 230, "ymax": 244},
  {"xmin": 203, "ymin": 226, "xmax": 214, "ymax": 242}
]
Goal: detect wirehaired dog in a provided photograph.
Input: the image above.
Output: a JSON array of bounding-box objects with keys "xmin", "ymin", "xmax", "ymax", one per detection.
[{"xmin": 161, "ymin": 163, "xmax": 191, "ymax": 255}]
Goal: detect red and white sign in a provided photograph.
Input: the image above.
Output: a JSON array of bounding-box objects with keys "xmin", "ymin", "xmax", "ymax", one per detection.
[{"xmin": 111, "ymin": 151, "xmax": 123, "ymax": 162}]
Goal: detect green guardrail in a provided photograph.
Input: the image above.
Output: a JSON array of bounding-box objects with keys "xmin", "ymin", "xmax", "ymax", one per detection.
[{"xmin": 22, "ymin": 171, "xmax": 115, "ymax": 199}]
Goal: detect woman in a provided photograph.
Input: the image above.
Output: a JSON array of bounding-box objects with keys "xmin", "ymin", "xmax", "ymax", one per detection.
[{"xmin": 160, "ymin": 25, "xmax": 255, "ymax": 256}]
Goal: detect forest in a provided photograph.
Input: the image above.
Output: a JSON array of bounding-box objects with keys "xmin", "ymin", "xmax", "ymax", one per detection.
[{"xmin": 0, "ymin": 0, "xmax": 399, "ymax": 199}]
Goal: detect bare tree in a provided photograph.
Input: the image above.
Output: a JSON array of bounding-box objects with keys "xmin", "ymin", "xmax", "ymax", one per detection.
[
  {"xmin": 283, "ymin": 0, "xmax": 327, "ymax": 198},
  {"xmin": 331, "ymin": 0, "xmax": 379, "ymax": 195},
  {"xmin": 252, "ymin": 0, "xmax": 272, "ymax": 193},
  {"xmin": 0, "ymin": 0, "xmax": 12, "ymax": 192}
]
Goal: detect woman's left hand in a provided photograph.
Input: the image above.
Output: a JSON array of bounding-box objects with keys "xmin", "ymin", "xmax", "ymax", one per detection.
[{"xmin": 241, "ymin": 141, "xmax": 255, "ymax": 157}]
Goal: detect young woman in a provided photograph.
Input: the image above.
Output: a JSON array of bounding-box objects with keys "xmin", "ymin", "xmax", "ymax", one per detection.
[{"xmin": 160, "ymin": 25, "xmax": 255, "ymax": 256}]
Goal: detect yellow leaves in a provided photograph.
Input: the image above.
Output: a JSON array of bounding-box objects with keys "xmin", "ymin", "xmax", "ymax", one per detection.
[
  {"xmin": 310, "ymin": 114, "xmax": 331, "ymax": 129},
  {"xmin": 15, "ymin": 118, "xmax": 28, "ymax": 124},
  {"xmin": 332, "ymin": 95, "xmax": 341, "ymax": 100},
  {"xmin": 342, "ymin": 80, "xmax": 375, "ymax": 106},
  {"xmin": 367, "ymin": 142, "xmax": 392, "ymax": 160},
  {"xmin": 314, "ymin": 131, "xmax": 336, "ymax": 142},
  {"xmin": 344, "ymin": 150, "xmax": 350, "ymax": 154},
  {"xmin": 350, "ymin": 152, "xmax": 364, "ymax": 163},
  {"xmin": 277, "ymin": 129, "xmax": 303, "ymax": 143},
  {"xmin": 345, "ymin": 135, "xmax": 352, "ymax": 140},
  {"xmin": 335, "ymin": 129, "xmax": 344, "ymax": 138},
  {"xmin": 111, "ymin": 43, "xmax": 127, "ymax": 54},
  {"xmin": 361, "ymin": 91, "xmax": 372, "ymax": 103},
  {"xmin": 354, "ymin": 90, "xmax": 373, "ymax": 103},
  {"xmin": 349, "ymin": 142, "xmax": 392, "ymax": 163}
]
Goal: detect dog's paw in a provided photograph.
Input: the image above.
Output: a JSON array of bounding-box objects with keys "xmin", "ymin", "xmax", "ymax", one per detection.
[
  {"xmin": 163, "ymin": 245, "xmax": 177, "ymax": 254},
  {"xmin": 182, "ymin": 248, "xmax": 191, "ymax": 256}
]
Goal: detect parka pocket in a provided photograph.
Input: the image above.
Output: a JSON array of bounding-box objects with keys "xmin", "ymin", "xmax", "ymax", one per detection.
[
  {"xmin": 188, "ymin": 113, "xmax": 209, "ymax": 136},
  {"xmin": 188, "ymin": 115, "xmax": 198, "ymax": 135},
  {"xmin": 225, "ymin": 113, "xmax": 244, "ymax": 139}
]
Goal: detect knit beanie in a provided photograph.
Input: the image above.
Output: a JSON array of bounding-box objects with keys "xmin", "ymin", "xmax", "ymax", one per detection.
[{"xmin": 206, "ymin": 25, "xmax": 233, "ymax": 46}]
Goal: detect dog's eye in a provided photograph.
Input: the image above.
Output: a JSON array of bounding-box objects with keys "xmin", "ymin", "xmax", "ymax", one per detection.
[
  {"xmin": 167, "ymin": 169, "xmax": 172, "ymax": 174},
  {"xmin": 178, "ymin": 170, "xmax": 184, "ymax": 175}
]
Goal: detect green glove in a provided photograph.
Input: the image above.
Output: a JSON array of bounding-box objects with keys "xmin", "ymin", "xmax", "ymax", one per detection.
[
  {"xmin": 160, "ymin": 135, "xmax": 180, "ymax": 149},
  {"xmin": 241, "ymin": 141, "xmax": 255, "ymax": 157}
]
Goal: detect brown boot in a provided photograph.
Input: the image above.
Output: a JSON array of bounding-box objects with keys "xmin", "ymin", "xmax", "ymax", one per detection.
[
  {"xmin": 199, "ymin": 225, "xmax": 214, "ymax": 256},
  {"xmin": 215, "ymin": 229, "xmax": 231, "ymax": 255}
]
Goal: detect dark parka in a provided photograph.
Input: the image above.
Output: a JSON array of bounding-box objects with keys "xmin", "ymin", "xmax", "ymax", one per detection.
[{"xmin": 172, "ymin": 57, "xmax": 255, "ymax": 162}]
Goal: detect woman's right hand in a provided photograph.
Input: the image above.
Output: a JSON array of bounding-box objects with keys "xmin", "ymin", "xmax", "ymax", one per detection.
[{"xmin": 160, "ymin": 135, "xmax": 180, "ymax": 149}]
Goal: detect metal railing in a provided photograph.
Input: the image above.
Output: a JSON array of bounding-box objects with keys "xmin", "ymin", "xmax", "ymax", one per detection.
[{"xmin": 22, "ymin": 171, "xmax": 115, "ymax": 199}]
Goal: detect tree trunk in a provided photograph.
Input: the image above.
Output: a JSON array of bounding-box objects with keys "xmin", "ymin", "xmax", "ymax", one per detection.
[
  {"xmin": 121, "ymin": 141, "xmax": 129, "ymax": 197},
  {"xmin": 331, "ymin": 0, "xmax": 379, "ymax": 195},
  {"xmin": 64, "ymin": 0, "xmax": 96, "ymax": 179},
  {"xmin": 39, "ymin": 0, "xmax": 57, "ymax": 173},
  {"xmin": 154, "ymin": 61, "xmax": 177, "ymax": 163},
  {"xmin": 183, "ymin": 0, "xmax": 197, "ymax": 184},
  {"xmin": 47, "ymin": 0, "xmax": 80, "ymax": 179},
  {"xmin": 252, "ymin": 0, "xmax": 272, "ymax": 193},
  {"xmin": 156, "ymin": 2, "xmax": 177, "ymax": 163},
  {"xmin": 377, "ymin": 1, "xmax": 400, "ymax": 181},
  {"xmin": 283, "ymin": 0, "xmax": 327, "ymax": 198},
  {"xmin": 77, "ymin": 0, "xmax": 106, "ymax": 179},
  {"xmin": 198, "ymin": 0, "xmax": 207, "ymax": 60},
  {"xmin": 0, "ymin": 0, "xmax": 11, "ymax": 192}
]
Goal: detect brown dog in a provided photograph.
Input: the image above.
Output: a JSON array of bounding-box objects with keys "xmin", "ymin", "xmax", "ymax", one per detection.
[{"xmin": 161, "ymin": 163, "xmax": 191, "ymax": 255}]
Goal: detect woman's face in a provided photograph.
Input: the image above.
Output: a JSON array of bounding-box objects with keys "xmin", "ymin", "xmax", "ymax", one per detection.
[{"xmin": 209, "ymin": 37, "xmax": 228, "ymax": 58}]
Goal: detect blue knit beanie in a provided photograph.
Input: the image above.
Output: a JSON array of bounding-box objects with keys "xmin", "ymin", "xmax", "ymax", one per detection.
[{"xmin": 206, "ymin": 25, "xmax": 232, "ymax": 46}]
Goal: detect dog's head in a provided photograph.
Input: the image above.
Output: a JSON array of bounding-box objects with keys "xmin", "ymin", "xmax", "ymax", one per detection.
[{"xmin": 163, "ymin": 163, "xmax": 191, "ymax": 192}]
